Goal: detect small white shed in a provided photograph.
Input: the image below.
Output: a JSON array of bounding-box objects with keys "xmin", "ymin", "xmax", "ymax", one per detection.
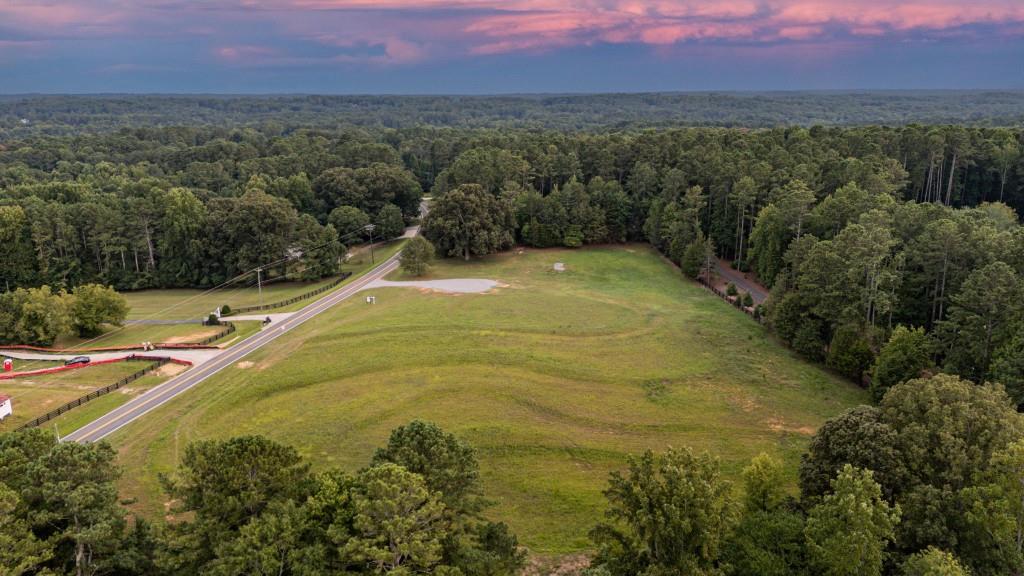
[{"xmin": 0, "ymin": 395, "xmax": 11, "ymax": 421}]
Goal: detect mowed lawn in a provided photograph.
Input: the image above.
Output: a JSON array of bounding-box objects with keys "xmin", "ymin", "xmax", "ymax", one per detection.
[
  {"xmin": 109, "ymin": 245, "xmax": 866, "ymax": 553},
  {"xmin": 0, "ymin": 360, "xmax": 163, "ymax": 432},
  {"xmin": 53, "ymin": 322, "xmax": 230, "ymax": 349},
  {"xmin": 122, "ymin": 239, "xmax": 407, "ymax": 320}
]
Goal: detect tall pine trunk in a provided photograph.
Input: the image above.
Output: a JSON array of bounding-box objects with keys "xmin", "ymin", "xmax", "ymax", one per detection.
[{"xmin": 945, "ymin": 153, "xmax": 957, "ymax": 206}]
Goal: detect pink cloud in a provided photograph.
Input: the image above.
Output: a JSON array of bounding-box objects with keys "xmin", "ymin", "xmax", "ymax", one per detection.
[
  {"xmin": 216, "ymin": 45, "xmax": 278, "ymax": 61},
  {"xmin": 3, "ymin": 0, "xmax": 1023, "ymax": 66},
  {"xmin": 0, "ymin": 0, "xmax": 126, "ymax": 36},
  {"xmin": 413, "ymin": 0, "xmax": 1024, "ymax": 55},
  {"xmin": 775, "ymin": 25, "xmax": 825, "ymax": 40}
]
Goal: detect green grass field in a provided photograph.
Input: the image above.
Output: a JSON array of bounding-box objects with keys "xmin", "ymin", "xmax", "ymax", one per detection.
[
  {"xmin": 0, "ymin": 360, "xmax": 168, "ymax": 432},
  {"xmin": 48, "ymin": 368, "xmax": 180, "ymax": 436},
  {"xmin": 121, "ymin": 239, "xmax": 407, "ymax": 320},
  {"xmin": 54, "ymin": 323, "xmax": 228, "ymax": 349},
  {"xmin": 107, "ymin": 245, "xmax": 866, "ymax": 553}
]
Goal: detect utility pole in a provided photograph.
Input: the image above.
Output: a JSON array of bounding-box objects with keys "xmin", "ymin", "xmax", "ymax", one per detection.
[
  {"xmin": 257, "ymin": 267, "xmax": 263, "ymax": 306},
  {"xmin": 366, "ymin": 224, "xmax": 376, "ymax": 265}
]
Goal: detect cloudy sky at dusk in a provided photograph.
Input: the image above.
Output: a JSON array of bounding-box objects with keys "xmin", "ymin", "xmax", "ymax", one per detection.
[{"xmin": 1, "ymin": 0, "xmax": 1023, "ymax": 93}]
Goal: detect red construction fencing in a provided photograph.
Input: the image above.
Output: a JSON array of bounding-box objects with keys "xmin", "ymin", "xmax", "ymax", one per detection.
[
  {"xmin": 13, "ymin": 355, "xmax": 194, "ymax": 430},
  {"xmin": 0, "ymin": 354, "xmax": 192, "ymax": 381}
]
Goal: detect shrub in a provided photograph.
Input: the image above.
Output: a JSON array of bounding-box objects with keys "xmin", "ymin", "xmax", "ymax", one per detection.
[{"xmin": 827, "ymin": 325, "xmax": 875, "ymax": 382}]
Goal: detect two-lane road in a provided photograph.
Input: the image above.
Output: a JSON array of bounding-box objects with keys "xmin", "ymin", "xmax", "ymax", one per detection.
[{"xmin": 65, "ymin": 249, "xmax": 404, "ymax": 443}]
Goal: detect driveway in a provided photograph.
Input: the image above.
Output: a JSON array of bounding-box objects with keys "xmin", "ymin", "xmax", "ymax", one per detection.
[
  {"xmin": 0, "ymin": 347, "xmax": 222, "ymax": 366},
  {"xmin": 713, "ymin": 259, "xmax": 769, "ymax": 304}
]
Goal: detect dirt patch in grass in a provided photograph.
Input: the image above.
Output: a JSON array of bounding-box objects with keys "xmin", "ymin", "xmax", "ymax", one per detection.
[
  {"xmin": 154, "ymin": 363, "xmax": 188, "ymax": 378},
  {"xmin": 767, "ymin": 418, "xmax": 816, "ymax": 436},
  {"xmin": 522, "ymin": 554, "xmax": 591, "ymax": 576},
  {"xmin": 161, "ymin": 329, "xmax": 220, "ymax": 345},
  {"xmin": 109, "ymin": 244, "xmax": 867, "ymax": 555}
]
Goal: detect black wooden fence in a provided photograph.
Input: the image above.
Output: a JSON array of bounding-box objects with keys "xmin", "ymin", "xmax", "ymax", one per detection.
[
  {"xmin": 16, "ymin": 357, "xmax": 175, "ymax": 430},
  {"xmin": 225, "ymin": 273, "xmax": 352, "ymax": 315},
  {"xmin": 195, "ymin": 322, "xmax": 235, "ymax": 344}
]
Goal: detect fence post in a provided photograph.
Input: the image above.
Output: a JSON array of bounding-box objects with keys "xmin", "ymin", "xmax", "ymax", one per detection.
[
  {"xmin": 14, "ymin": 357, "xmax": 175, "ymax": 431},
  {"xmin": 222, "ymin": 273, "xmax": 351, "ymax": 316}
]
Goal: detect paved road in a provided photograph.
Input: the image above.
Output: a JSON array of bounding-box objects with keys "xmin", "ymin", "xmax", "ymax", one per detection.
[{"xmin": 64, "ymin": 244, "xmax": 406, "ymax": 443}]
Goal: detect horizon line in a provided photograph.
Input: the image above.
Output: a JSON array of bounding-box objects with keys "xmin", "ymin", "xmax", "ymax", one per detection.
[{"xmin": 3, "ymin": 88, "xmax": 1024, "ymax": 98}]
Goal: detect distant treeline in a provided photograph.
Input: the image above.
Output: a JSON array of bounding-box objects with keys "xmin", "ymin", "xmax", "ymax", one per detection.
[{"xmin": 2, "ymin": 91, "xmax": 1024, "ymax": 136}]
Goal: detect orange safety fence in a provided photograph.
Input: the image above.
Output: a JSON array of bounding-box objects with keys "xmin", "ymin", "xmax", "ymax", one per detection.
[{"xmin": 0, "ymin": 354, "xmax": 192, "ymax": 381}]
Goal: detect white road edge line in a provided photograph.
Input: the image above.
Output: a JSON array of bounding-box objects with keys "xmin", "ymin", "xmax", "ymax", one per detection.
[{"xmin": 64, "ymin": 253, "xmax": 403, "ymax": 443}]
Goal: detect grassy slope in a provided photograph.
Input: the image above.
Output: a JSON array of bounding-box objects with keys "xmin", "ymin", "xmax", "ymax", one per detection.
[
  {"xmin": 48, "ymin": 369, "xmax": 176, "ymax": 435},
  {"xmin": 109, "ymin": 245, "xmax": 865, "ymax": 553}
]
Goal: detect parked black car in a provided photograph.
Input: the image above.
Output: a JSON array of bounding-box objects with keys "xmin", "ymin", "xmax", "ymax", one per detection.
[{"xmin": 64, "ymin": 356, "xmax": 91, "ymax": 366}]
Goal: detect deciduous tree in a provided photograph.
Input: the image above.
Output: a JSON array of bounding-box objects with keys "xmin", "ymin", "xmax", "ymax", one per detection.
[
  {"xmin": 399, "ymin": 237, "xmax": 435, "ymax": 277},
  {"xmin": 423, "ymin": 184, "xmax": 514, "ymax": 261},
  {"xmin": 871, "ymin": 326, "xmax": 934, "ymax": 403},
  {"xmin": 804, "ymin": 464, "xmax": 900, "ymax": 576},
  {"xmin": 70, "ymin": 284, "xmax": 128, "ymax": 337}
]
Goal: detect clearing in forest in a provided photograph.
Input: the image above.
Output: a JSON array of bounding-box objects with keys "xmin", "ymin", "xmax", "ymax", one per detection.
[{"xmin": 107, "ymin": 245, "xmax": 866, "ymax": 554}]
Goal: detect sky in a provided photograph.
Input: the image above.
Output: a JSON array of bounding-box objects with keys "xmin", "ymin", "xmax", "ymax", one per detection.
[{"xmin": 1, "ymin": 0, "xmax": 1023, "ymax": 93}]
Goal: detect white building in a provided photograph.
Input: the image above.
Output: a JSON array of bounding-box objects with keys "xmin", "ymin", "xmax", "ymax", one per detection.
[{"xmin": 0, "ymin": 395, "xmax": 11, "ymax": 421}]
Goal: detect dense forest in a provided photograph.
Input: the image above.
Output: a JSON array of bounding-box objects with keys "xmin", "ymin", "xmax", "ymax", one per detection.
[
  {"xmin": 2, "ymin": 92, "xmax": 1024, "ymax": 135},
  {"xmin": 1, "ymin": 117, "xmax": 1023, "ymax": 390},
  {"xmin": 4, "ymin": 374, "xmax": 1024, "ymax": 576},
  {"xmin": 2, "ymin": 96, "xmax": 1024, "ymax": 574}
]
